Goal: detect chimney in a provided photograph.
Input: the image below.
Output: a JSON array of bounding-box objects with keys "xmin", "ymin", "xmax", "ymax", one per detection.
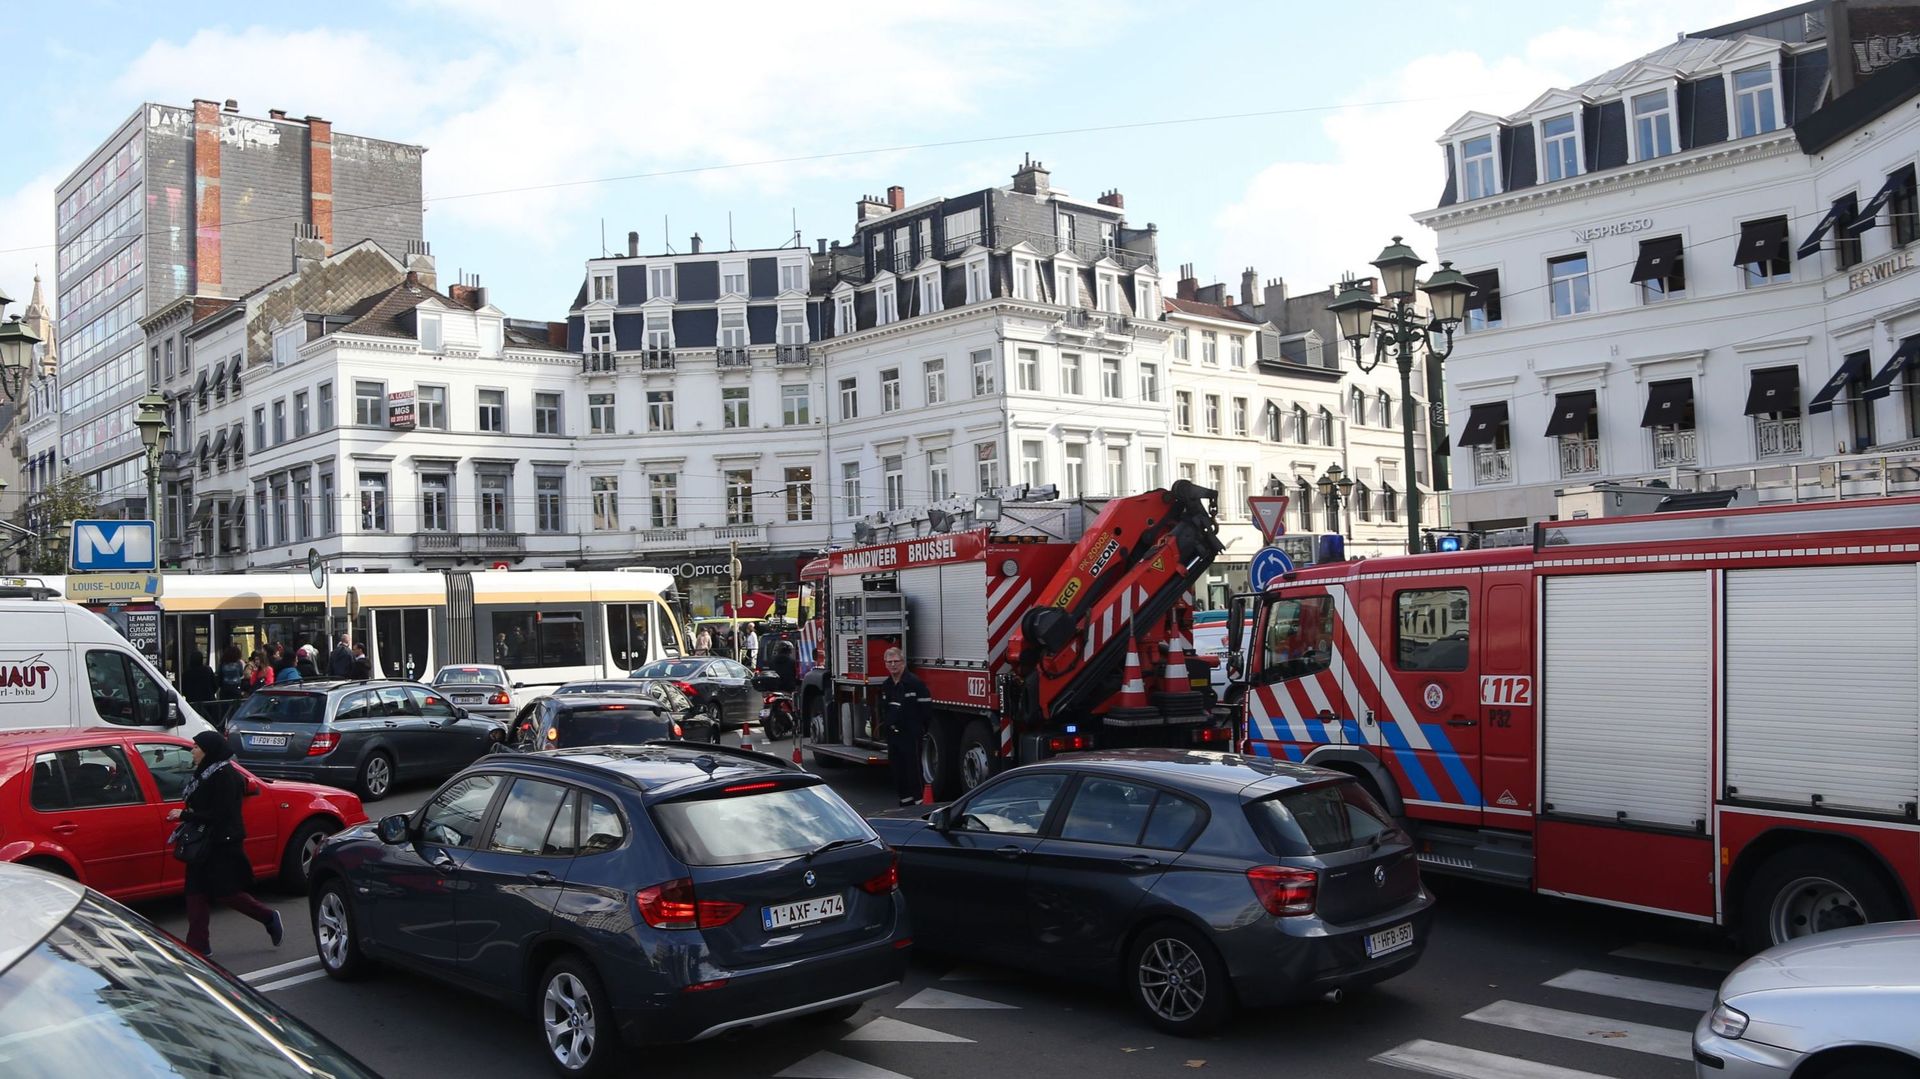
[
  {"xmin": 1176, "ymin": 263, "xmax": 1199, "ymax": 301},
  {"xmin": 627, "ymin": 231, "xmax": 639, "ymax": 257},
  {"xmin": 690, "ymin": 233, "xmax": 703, "ymax": 254},
  {"xmin": 1263, "ymin": 277, "xmax": 1290, "ymax": 329},
  {"xmin": 291, "ymin": 228, "xmax": 326, "ymax": 274},
  {"xmin": 405, "ymin": 270, "xmax": 420, "ymax": 290},
  {"xmin": 1097, "ymin": 189, "xmax": 1125, "ymax": 209},
  {"xmin": 268, "ymin": 109, "xmax": 287, "ymax": 121},
  {"xmin": 547, "ymin": 321, "xmax": 569, "ymax": 349},
  {"xmin": 191, "ymin": 100, "xmax": 223, "ymax": 295},
  {"xmin": 1195, "ymin": 282, "xmax": 1226, "ymax": 306},
  {"xmin": 886, "ymin": 185, "xmax": 905, "ymax": 211},
  {"xmin": 856, "ymin": 194, "xmax": 889, "ymax": 222},
  {"xmin": 1012, "ymin": 154, "xmax": 1050, "ymax": 196},
  {"xmin": 1241, "ymin": 268, "xmax": 1260, "ymax": 312},
  {"xmin": 404, "ymin": 239, "xmax": 435, "ymax": 289},
  {"xmin": 816, "ymin": 238, "xmax": 829, "ymax": 256},
  {"xmin": 305, "ymin": 115, "xmax": 333, "ymax": 250},
  {"xmin": 222, "ymin": 98, "xmax": 239, "ymax": 113}
]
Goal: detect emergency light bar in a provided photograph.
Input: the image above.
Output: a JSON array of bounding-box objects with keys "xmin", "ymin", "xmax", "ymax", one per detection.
[{"xmin": 1536, "ymin": 498, "xmax": 1920, "ymax": 549}]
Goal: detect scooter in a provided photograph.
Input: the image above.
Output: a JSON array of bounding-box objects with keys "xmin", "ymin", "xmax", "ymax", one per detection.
[{"xmin": 759, "ymin": 690, "xmax": 798, "ymax": 739}]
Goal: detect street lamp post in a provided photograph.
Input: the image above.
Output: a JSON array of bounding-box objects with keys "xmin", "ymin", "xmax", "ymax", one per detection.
[
  {"xmin": 1327, "ymin": 238, "xmax": 1474, "ymax": 553},
  {"xmin": 1315, "ymin": 463, "xmax": 1355, "ymax": 538},
  {"xmin": 0, "ymin": 289, "xmax": 42, "ymax": 403},
  {"xmin": 134, "ymin": 394, "xmax": 170, "ymax": 542}
]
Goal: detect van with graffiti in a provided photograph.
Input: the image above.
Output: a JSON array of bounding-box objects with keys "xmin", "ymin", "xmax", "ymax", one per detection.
[{"xmin": 0, "ymin": 586, "xmax": 210, "ymax": 736}]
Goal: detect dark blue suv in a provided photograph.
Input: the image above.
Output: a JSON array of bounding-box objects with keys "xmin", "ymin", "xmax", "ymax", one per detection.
[{"xmin": 305, "ymin": 743, "xmax": 910, "ymax": 1076}]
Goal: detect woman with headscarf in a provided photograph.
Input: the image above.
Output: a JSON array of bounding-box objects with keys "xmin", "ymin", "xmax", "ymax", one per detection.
[{"xmin": 168, "ymin": 731, "xmax": 283, "ymax": 957}]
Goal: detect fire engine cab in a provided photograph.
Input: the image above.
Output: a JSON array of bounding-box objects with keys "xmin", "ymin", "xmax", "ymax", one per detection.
[{"xmin": 1229, "ymin": 496, "xmax": 1920, "ymax": 950}]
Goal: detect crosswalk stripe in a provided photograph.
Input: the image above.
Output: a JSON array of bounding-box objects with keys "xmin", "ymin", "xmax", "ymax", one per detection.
[
  {"xmin": 1544, "ymin": 969, "xmax": 1716, "ymax": 1011},
  {"xmin": 844, "ymin": 1017, "xmax": 973, "ymax": 1044},
  {"xmin": 1465, "ymin": 1000, "xmax": 1692, "ymax": 1060},
  {"xmin": 774, "ymin": 1050, "xmax": 914, "ymax": 1079},
  {"xmin": 1372, "ymin": 1039, "xmax": 1616, "ymax": 1079},
  {"xmin": 896, "ymin": 988, "xmax": 1017, "ymax": 1010},
  {"xmin": 1608, "ymin": 942, "xmax": 1741, "ymax": 973},
  {"xmin": 254, "ymin": 969, "xmax": 330, "ymax": 993},
  {"xmin": 238, "ymin": 956, "xmax": 320, "ymax": 984}
]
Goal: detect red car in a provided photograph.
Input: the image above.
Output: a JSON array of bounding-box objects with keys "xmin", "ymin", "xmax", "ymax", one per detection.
[{"xmin": 0, "ymin": 727, "xmax": 368, "ymax": 901}]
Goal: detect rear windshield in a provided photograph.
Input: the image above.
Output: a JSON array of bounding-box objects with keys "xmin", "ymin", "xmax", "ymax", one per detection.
[
  {"xmin": 652, "ymin": 784, "xmax": 873, "ymax": 866},
  {"xmin": 1246, "ymin": 781, "xmax": 1398, "ymax": 856},
  {"xmin": 633, "ymin": 659, "xmax": 709, "ymax": 679},
  {"xmin": 435, "ymin": 669, "xmax": 502, "ymax": 686},
  {"xmin": 550, "ymin": 708, "xmax": 673, "ymax": 748},
  {"xmin": 230, "ymin": 692, "xmax": 325, "ymax": 725}
]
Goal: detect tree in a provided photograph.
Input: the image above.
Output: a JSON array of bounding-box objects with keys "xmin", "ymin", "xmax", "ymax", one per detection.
[{"xmin": 19, "ymin": 474, "xmax": 100, "ymax": 574}]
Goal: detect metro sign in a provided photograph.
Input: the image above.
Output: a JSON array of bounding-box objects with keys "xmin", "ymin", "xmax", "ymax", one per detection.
[{"xmin": 70, "ymin": 520, "xmax": 158, "ymax": 572}]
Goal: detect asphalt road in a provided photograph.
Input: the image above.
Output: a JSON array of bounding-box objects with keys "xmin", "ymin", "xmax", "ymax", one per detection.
[{"xmin": 141, "ymin": 738, "xmax": 1738, "ymax": 1079}]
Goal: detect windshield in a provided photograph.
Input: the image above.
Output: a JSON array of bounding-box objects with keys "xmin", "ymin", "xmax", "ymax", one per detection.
[
  {"xmin": 1256, "ymin": 594, "xmax": 1334, "ymax": 680},
  {"xmin": 652, "ymin": 784, "xmax": 873, "ymax": 866},
  {"xmin": 229, "ymin": 692, "xmax": 325, "ymax": 725},
  {"xmin": 1247, "ymin": 781, "xmax": 1398, "ymax": 856},
  {"xmin": 0, "ymin": 891, "xmax": 378, "ymax": 1078},
  {"xmin": 548, "ymin": 708, "xmax": 674, "ymax": 748},
  {"xmin": 632, "ymin": 659, "xmax": 709, "ymax": 679},
  {"xmin": 434, "ymin": 668, "xmax": 504, "ymax": 686}
]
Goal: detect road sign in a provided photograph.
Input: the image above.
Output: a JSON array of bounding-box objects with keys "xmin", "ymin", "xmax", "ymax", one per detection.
[
  {"xmin": 308, "ymin": 548, "xmax": 326, "ymax": 590},
  {"xmin": 1249, "ymin": 546, "xmax": 1296, "ymax": 591},
  {"xmin": 1247, "ymin": 496, "xmax": 1290, "ymax": 543},
  {"xmin": 64, "ymin": 573, "xmax": 164, "ymax": 603},
  {"xmin": 70, "ymin": 520, "xmax": 157, "ymax": 572}
]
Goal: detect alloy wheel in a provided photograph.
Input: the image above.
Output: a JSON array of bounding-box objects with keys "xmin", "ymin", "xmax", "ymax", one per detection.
[
  {"xmin": 316, "ymin": 892, "xmax": 350, "ymax": 970},
  {"xmin": 363, "ymin": 757, "xmax": 391, "ymax": 798},
  {"xmin": 1137, "ymin": 936, "xmax": 1209, "ymax": 1023},
  {"xmin": 299, "ymin": 831, "xmax": 327, "ymax": 878},
  {"xmin": 1770, "ymin": 874, "xmax": 1867, "ymax": 943},
  {"xmin": 543, "ymin": 972, "xmax": 597, "ymax": 1070},
  {"xmin": 961, "ymin": 743, "xmax": 994, "ymax": 791}
]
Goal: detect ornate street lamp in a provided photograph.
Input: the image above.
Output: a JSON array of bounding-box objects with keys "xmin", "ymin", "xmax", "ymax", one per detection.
[
  {"xmin": 1327, "ymin": 238, "xmax": 1476, "ymax": 552},
  {"xmin": 1315, "ymin": 463, "xmax": 1355, "ymax": 537},
  {"xmin": 0, "ymin": 288, "xmax": 42, "ymax": 403},
  {"xmin": 134, "ymin": 393, "xmax": 170, "ymax": 536}
]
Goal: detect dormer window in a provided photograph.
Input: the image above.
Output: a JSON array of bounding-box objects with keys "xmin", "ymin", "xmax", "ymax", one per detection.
[
  {"xmin": 1136, "ymin": 276, "xmax": 1158, "ymax": 318},
  {"xmin": 835, "ymin": 292, "xmax": 855, "ymax": 334},
  {"xmin": 1461, "ymin": 135, "xmax": 1497, "ymax": 199},
  {"xmin": 418, "ymin": 313, "xmax": 442, "ymax": 353},
  {"xmin": 877, "ymin": 285, "xmax": 898, "ymax": 325},
  {"xmin": 779, "ymin": 261, "xmax": 806, "ymax": 293},
  {"xmin": 1732, "ymin": 65, "xmax": 1778, "ymax": 137},
  {"xmin": 919, "ymin": 270, "xmax": 942, "ymax": 316},
  {"xmin": 272, "ymin": 325, "xmax": 300, "ymax": 368},
  {"xmin": 1013, "ymin": 257, "xmax": 1037, "ymax": 301},
  {"xmin": 1056, "ymin": 263, "xmax": 1078, "ymax": 306},
  {"xmin": 590, "ymin": 270, "xmax": 615, "ymax": 303},
  {"xmin": 965, "ymin": 257, "xmax": 988, "ymax": 304},
  {"xmin": 1541, "ymin": 114, "xmax": 1580, "ymax": 181},
  {"xmin": 1097, "ymin": 272, "xmax": 1118, "ymax": 312},
  {"xmin": 586, "ymin": 317, "xmax": 613, "ymax": 358},
  {"xmin": 649, "ymin": 265, "xmax": 674, "ymax": 299},
  {"xmin": 721, "ymin": 261, "xmax": 747, "ymax": 297},
  {"xmin": 1631, "ymin": 89, "xmax": 1674, "ymax": 160}
]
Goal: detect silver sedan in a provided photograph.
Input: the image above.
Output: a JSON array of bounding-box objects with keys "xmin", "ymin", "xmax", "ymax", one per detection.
[{"xmin": 1694, "ymin": 921, "xmax": 1920, "ymax": 1077}]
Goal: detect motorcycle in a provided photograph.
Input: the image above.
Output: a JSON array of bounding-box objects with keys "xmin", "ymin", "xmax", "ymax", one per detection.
[{"xmin": 753, "ymin": 674, "xmax": 798, "ymax": 739}]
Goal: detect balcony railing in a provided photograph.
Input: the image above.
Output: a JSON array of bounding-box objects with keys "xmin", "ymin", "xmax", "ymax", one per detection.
[
  {"xmin": 712, "ymin": 523, "xmax": 761, "ymax": 541},
  {"xmin": 776, "ymin": 344, "xmax": 813, "ymax": 366},
  {"xmin": 716, "ymin": 347, "xmax": 752, "ymax": 368},
  {"xmin": 1558, "ymin": 437, "xmax": 1600, "ymax": 477},
  {"xmin": 411, "ymin": 532, "xmax": 527, "ymax": 554},
  {"xmin": 583, "ymin": 352, "xmax": 616, "ymax": 374},
  {"xmin": 1654, "ymin": 427, "xmax": 1698, "ymax": 467},
  {"xmin": 639, "ymin": 349, "xmax": 675, "ymax": 371},
  {"xmin": 1473, "ymin": 446, "xmax": 1513, "ymax": 484},
  {"xmin": 1756, "ymin": 417, "xmax": 1803, "ymax": 457},
  {"xmin": 638, "ymin": 528, "xmax": 688, "ymax": 544}
]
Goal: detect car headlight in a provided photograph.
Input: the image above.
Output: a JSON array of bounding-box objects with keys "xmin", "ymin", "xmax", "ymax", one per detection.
[{"xmin": 1708, "ymin": 1001, "xmax": 1748, "ymax": 1039}]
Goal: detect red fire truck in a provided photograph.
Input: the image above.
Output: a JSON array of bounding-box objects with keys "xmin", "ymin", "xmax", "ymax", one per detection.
[
  {"xmin": 1229, "ymin": 496, "xmax": 1920, "ymax": 950},
  {"xmin": 799, "ymin": 482, "xmax": 1231, "ymax": 798}
]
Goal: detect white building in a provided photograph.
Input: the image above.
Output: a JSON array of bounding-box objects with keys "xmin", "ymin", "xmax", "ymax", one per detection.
[{"xmin": 1416, "ymin": 7, "xmax": 1920, "ymax": 527}]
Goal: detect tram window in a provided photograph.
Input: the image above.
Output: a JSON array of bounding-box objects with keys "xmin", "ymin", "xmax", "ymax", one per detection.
[
  {"xmin": 493, "ymin": 611, "xmax": 586, "ymax": 669},
  {"xmin": 647, "ymin": 600, "xmax": 683, "ymax": 658}
]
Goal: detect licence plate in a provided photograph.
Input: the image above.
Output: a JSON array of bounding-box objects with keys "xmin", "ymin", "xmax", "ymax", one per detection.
[
  {"xmin": 455, "ymin": 694, "xmax": 484, "ymax": 704},
  {"xmin": 247, "ymin": 734, "xmax": 289, "ymax": 748},
  {"xmin": 1365, "ymin": 921, "xmax": 1414, "ymax": 958},
  {"xmin": 762, "ymin": 893, "xmax": 845, "ymax": 931}
]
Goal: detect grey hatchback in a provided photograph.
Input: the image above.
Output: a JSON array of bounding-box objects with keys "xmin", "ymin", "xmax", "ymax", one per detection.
[{"xmin": 228, "ymin": 680, "xmax": 499, "ymax": 801}]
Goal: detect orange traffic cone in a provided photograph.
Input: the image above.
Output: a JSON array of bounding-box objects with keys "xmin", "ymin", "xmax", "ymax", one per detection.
[
  {"xmin": 1162, "ymin": 634, "xmax": 1191, "ymax": 695},
  {"xmin": 1117, "ymin": 646, "xmax": 1151, "ymax": 710},
  {"xmin": 791, "ymin": 742, "xmax": 804, "ymax": 765},
  {"xmin": 922, "ymin": 778, "xmax": 935, "ymax": 805}
]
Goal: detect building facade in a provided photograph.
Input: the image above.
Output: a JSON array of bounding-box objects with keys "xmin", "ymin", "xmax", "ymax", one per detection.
[{"xmin": 1417, "ymin": 7, "xmax": 1920, "ymax": 527}]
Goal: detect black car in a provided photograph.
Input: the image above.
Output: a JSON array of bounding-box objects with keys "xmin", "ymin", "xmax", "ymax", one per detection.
[
  {"xmin": 228, "ymin": 679, "xmax": 500, "ymax": 801},
  {"xmin": 518, "ymin": 695, "xmax": 691, "ymax": 750},
  {"xmin": 868, "ymin": 749, "xmax": 1433, "ymax": 1035},
  {"xmin": 629, "ymin": 657, "xmax": 763, "ymax": 732},
  {"xmin": 306, "ymin": 743, "xmax": 910, "ymax": 1076},
  {"xmin": 0, "ymin": 862, "xmax": 379, "ymax": 1078}
]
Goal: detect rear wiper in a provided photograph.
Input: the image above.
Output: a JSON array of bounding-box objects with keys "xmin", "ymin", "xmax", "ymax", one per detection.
[{"xmin": 805, "ymin": 837, "xmax": 866, "ymax": 861}]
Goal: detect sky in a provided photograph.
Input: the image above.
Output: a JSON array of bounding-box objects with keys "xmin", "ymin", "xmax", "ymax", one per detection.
[{"xmin": 0, "ymin": 0, "xmax": 1791, "ymax": 323}]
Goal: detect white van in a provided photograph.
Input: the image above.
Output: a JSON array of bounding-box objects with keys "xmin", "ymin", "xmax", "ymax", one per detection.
[{"xmin": 0, "ymin": 588, "xmax": 210, "ymax": 735}]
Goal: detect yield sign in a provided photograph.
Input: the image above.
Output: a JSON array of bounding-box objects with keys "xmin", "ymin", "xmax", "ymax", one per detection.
[{"xmin": 1248, "ymin": 495, "xmax": 1290, "ymax": 542}]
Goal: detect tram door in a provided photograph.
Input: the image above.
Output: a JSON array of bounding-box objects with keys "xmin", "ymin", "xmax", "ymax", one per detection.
[{"xmin": 369, "ymin": 608, "xmax": 433, "ymax": 681}]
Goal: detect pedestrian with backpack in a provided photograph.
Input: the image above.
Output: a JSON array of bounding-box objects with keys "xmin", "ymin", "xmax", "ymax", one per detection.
[{"xmin": 216, "ymin": 646, "xmax": 247, "ymax": 700}]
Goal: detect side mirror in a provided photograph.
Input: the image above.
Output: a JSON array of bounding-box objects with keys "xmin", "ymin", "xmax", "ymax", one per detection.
[
  {"xmin": 165, "ymin": 698, "xmax": 186, "ymax": 728},
  {"xmin": 454, "ymin": 707, "xmax": 470, "ymax": 719},
  {"xmin": 376, "ymin": 814, "xmax": 411, "ymax": 845},
  {"xmin": 1226, "ymin": 595, "xmax": 1251, "ymax": 682},
  {"xmin": 928, "ymin": 805, "xmax": 952, "ymax": 832},
  {"xmin": 243, "ymin": 777, "xmax": 262, "ymax": 797},
  {"xmin": 512, "ymin": 682, "xmax": 526, "ymax": 690}
]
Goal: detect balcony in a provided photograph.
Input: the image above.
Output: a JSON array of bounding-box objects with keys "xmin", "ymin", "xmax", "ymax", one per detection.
[
  {"xmin": 637, "ymin": 528, "xmax": 688, "ymax": 545},
  {"xmin": 712, "ymin": 523, "xmax": 762, "ymax": 542},
  {"xmin": 1472, "ymin": 446, "xmax": 1512, "ymax": 484},
  {"xmin": 583, "ymin": 352, "xmax": 617, "ymax": 374},
  {"xmin": 1756, "ymin": 416, "xmax": 1803, "ymax": 458},
  {"xmin": 640, "ymin": 349, "xmax": 676, "ymax": 371},
  {"xmin": 411, "ymin": 531, "xmax": 527, "ymax": 555},
  {"xmin": 716, "ymin": 347, "xmax": 752, "ymax": 369},
  {"xmin": 776, "ymin": 344, "xmax": 813, "ymax": 366},
  {"xmin": 1557, "ymin": 437, "xmax": 1600, "ymax": 477},
  {"xmin": 1654, "ymin": 427, "xmax": 1698, "ymax": 467}
]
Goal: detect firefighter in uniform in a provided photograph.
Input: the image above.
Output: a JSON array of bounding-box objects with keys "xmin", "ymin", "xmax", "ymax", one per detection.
[{"xmin": 880, "ymin": 647, "xmax": 931, "ymax": 806}]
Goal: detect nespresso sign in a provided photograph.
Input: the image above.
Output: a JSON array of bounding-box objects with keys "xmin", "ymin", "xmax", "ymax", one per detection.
[{"xmin": 1570, "ymin": 218, "xmax": 1653, "ymax": 243}]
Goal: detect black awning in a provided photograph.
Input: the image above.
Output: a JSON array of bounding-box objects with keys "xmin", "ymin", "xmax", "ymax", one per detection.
[
  {"xmin": 1735, "ymin": 217, "xmax": 1789, "ymax": 266},
  {"xmin": 1863, "ymin": 337, "xmax": 1920, "ymax": 401},
  {"xmin": 1743, "ymin": 366, "xmax": 1800, "ymax": 415},
  {"xmin": 1543, "ymin": 391, "xmax": 1597, "ymax": 437},
  {"xmin": 1639, "ymin": 378, "xmax": 1694, "ymax": 428},
  {"xmin": 194, "ymin": 433, "xmax": 212, "ymax": 462},
  {"xmin": 189, "ymin": 498, "xmax": 215, "ymax": 524},
  {"xmin": 211, "ymin": 428, "xmax": 229, "ymax": 457},
  {"xmin": 1456, "ymin": 401, "xmax": 1510, "ymax": 446},
  {"xmin": 192, "ymin": 370, "xmax": 210, "ymax": 398},
  {"xmin": 1844, "ymin": 168, "xmax": 1913, "ymax": 238},
  {"xmin": 1797, "ymin": 198, "xmax": 1856, "ymax": 259},
  {"xmin": 1807, "ymin": 352, "xmax": 1873, "ymax": 415},
  {"xmin": 1629, "ymin": 236, "xmax": 1685, "ymax": 283}
]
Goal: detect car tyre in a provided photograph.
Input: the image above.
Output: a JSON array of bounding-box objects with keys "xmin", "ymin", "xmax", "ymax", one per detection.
[
  {"xmin": 313, "ymin": 879, "xmax": 372, "ymax": 981},
  {"xmin": 957, "ymin": 719, "xmax": 997, "ymax": 794},
  {"xmin": 538, "ymin": 954, "xmax": 617, "ymax": 1077},
  {"xmin": 356, "ymin": 751, "xmax": 394, "ymax": 802},
  {"xmin": 278, "ymin": 818, "xmax": 339, "ymax": 893},
  {"xmin": 1740, "ymin": 844, "xmax": 1905, "ymax": 952},
  {"xmin": 1126, "ymin": 921, "xmax": 1232, "ymax": 1036},
  {"xmin": 702, "ymin": 702, "xmax": 726, "ymax": 736}
]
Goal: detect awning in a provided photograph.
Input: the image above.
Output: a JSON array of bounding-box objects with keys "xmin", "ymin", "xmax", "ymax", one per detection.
[
  {"xmin": 1743, "ymin": 367, "xmax": 1800, "ymax": 415},
  {"xmin": 1797, "ymin": 197, "xmax": 1857, "ymax": 259},
  {"xmin": 1843, "ymin": 169, "xmax": 1913, "ymax": 238},
  {"xmin": 211, "ymin": 428, "xmax": 229, "ymax": 458},
  {"xmin": 210, "ymin": 358, "xmax": 229, "ymax": 389},
  {"xmin": 1456, "ymin": 401, "xmax": 1510, "ymax": 446},
  {"xmin": 1862, "ymin": 337, "xmax": 1920, "ymax": 401},
  {"xmin": 1629, "ymin": 236, "xmax": 1685, "ymax": 283},
  {"xmin": 194, "ymin": 432, "xmax": 211, "ymax": 463},
  {"xmin": 1807, "ymin": 352, "xmax": 1873, "ymax": 415},
  {"xmin": 192, "ymin": 369, "xmax": 210, "ymax": 398},
  {"xmin": 1639, "ymin": 378, "xmax": 1693, "ymax": 428},
  {"xmin": 190, "ymin": 498, "xmax": 215, "ymax": 524},
  {"xmin": 1544, "ymin": 390, "xmax": 1598, "ymax": 437},
  {"xmin": 1735, "ymin": 217, "xmax": 1789, "ymax": 266},
  {"xmin": 230, "ymin": 422, "xmax": 246, "ymax": 458}
]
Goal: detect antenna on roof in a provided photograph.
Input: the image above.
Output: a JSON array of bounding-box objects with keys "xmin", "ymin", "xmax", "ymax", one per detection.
[
  {"xmin": 663, "ymin": 215, "xmax": 673, "ymax": 255},
  {"xmin": 600, "ymin": 218, "xmax": 607, "ymax": 258},
  {"xmin": 728, "ymin": 211, "xmax": 735, "ymax": 251}
]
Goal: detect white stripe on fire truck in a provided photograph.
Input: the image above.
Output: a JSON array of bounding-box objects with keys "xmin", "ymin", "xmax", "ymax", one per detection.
[
  {"xmin": 1254, "ymin": 684, "xmax": 1301, "ymax": 741},
  {"xmin": 1328, "ymin": 586, "xmax": 1434, "ymax": 752},
  {"xmin": 1326, "ymin": 644, "xmax": 1375, "ymax": 746}
]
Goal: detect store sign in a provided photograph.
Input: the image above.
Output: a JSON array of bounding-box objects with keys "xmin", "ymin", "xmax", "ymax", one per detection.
[
  {"xmin": 829, "ymin": 529, "xmax": 987, "ymax": 574},
  {"xmin": 1832, "ymin": 1, "xmax": 1920, "ymax": 93},
  {"xmin": 388, "ymin": 390, "xmax": 416, "ymax": 430},
  {"xmin": 1569, "ymin": 217, "xmax": 1653, "ymax": 243},
  {"xmin": 1848, "ymin": 250, "xmax": 1915, "ymax": 291}
]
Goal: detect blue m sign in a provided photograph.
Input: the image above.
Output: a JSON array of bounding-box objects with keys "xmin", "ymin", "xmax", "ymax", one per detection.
[{"xmin": 70, "ymin": 520, "xmax": 158, "ymax": 572}]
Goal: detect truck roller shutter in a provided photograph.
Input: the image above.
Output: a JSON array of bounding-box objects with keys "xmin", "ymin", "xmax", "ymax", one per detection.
[
  {"xmin": 941, "ymin": 562, "xmax": 988, "ymax": 664},
  {"xmin": 1725, "ymin": 565, "xmax": 1919, "ymax": 815},
  {"xmin": 898, "ymin": 567, "xmax": 944, "ymax": 663},
  {"xmin": 1542, "ymin": 572, "xmax": 1711, "ymax": 829}
]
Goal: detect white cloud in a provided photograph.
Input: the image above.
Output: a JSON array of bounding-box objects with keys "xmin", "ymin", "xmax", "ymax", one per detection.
[
  {"xmin": 1208, "ymin": 0, "xmax": 1792, "ymax": 299},
  {"xmin": 0, "ymin": 171, "xmax": 60, "ymax": 320}
]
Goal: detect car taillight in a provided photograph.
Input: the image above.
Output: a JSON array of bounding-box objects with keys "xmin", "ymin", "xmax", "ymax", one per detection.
[
  {"xmin": 1190, "ymin": 726, "xmax": 1232, "ymax": 745},
  {"xmin": 306, "ymin": 732, "xmax": 340, "ymax": 756},
  {"xmin": 672, "ymin": 681, "xmax": 698, "ymax": 697},
  {"xmin": 672, "ymin": 723, "xmax": 684, "ymax": 738},
  {"xmin": 1247, "ymin": 865, "xmax": 1317, "ymax": 916},
  {"xmin": 490, "ymin": 692, "xmax": 511, "ymax": 705},
  {"xmin": 860, "ymin": 851, "xmax": 900, "ymax": 895},
  {"xmin": 635, "ymin": 878, "xmax": 742, "ymax": 929},
  {"xmin": 1046, "ymin": 733, "xmax": 1090, "ymax": 753}
]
